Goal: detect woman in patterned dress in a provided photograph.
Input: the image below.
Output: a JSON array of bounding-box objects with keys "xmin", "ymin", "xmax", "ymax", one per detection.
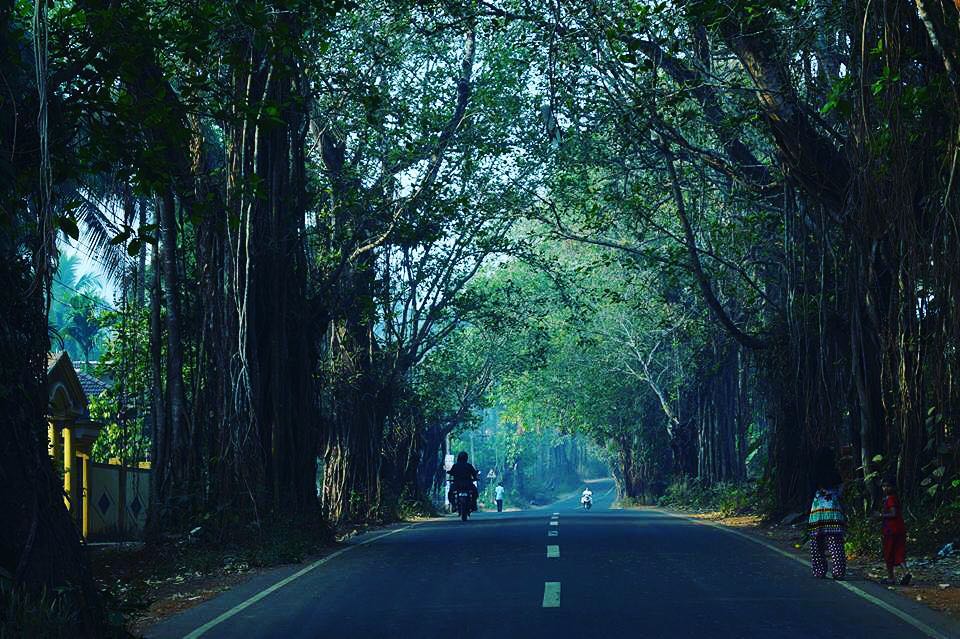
[{"xmin": 808, "ymin": 449, "xmax": 846, "ymax": 580}]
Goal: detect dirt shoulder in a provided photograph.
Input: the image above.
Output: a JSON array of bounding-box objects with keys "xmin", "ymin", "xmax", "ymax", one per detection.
[{"xmin": 661, "ymin": 507, "xmax": 960, "ymax": 621}]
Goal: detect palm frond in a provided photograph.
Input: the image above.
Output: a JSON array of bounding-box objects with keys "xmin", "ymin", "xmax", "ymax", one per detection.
[{"xmin": 60, "ymin": 180, "xmax": 132, "ymax": 284}]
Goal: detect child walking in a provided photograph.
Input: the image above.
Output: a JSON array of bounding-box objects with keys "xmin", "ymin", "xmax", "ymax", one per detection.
[{"xmin": 878, "ymin": 477, "xmax": 912, "ymax": 586}]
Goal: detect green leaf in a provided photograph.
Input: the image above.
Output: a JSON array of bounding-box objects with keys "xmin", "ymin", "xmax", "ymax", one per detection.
[{"xmin": 871, "ymin": 454, "xmax": 884, "ymax": 463}]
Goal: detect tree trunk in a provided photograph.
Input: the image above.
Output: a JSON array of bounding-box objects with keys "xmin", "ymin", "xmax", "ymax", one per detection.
[{"xmin": 0, "ymin": 241, "xmax": 104, "ymax": 635}]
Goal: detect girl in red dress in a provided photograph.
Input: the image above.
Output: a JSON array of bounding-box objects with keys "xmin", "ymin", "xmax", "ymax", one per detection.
[{"xmin": 878, "ymin": 477, "xmax": 911, "ymax": 586}]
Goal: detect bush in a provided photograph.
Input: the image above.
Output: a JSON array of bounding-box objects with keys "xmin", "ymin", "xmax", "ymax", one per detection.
[
  {"xmin": 396, "ymin": 493, "xmax": 436, "ymax": 520},
  {"xmin": 617, "ymin": 496, "xmax": 644, "ymax": 508},
  {"xmin": 657, "ymin": 477, "xmax": 762, "ymax": 516}
]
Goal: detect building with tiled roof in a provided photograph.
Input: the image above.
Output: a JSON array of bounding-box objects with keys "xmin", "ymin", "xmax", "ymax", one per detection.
[{"xmin": 77, "ymin": 370, "xmax": 109, "ymax": 398}]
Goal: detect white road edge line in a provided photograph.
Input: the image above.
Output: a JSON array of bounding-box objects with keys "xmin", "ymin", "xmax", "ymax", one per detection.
[
  {"xmin": 547, "ymin": 545, "xmax": 560, "ymax": 558},
  {"xmin": 183, "ymin": 525, "xmax": 413, "ymax": 639},
  {"xmin": 662, "ymin": 510, "xmax": 950, "ymax": 639},
  {"xmin": 542, "ymin": 581, "xmax": 561, "ymax": 607}
]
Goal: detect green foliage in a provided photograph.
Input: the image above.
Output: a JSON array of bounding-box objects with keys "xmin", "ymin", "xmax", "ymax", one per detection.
[
  {"xmin": 49, "ymin": 254, "xmax": 108, "ymax": 365},
  {"xmin": 658, "ymin": 478, "xmax": 763, "ymax": 517},
  {"xmin": 843, "ymin": 512, "xmax": 878, "ymax": 560},
  {"xmin": 90, "ymin": 308, "xmax": 152, "ymax": 464}
]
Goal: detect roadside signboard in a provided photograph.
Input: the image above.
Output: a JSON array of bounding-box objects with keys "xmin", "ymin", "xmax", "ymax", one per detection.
[{"xmin": 443, "ymin": 454, "xmax": 455, "ymax": 471}]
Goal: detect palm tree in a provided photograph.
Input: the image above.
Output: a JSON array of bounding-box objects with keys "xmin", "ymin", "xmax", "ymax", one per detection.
[
  {"xmin": 50, "ymin": 253, "xmax": 106, "ymax": 365},
  {"xmin": 63, "ymin": 295, "xmax": 102, "ymax": 371}
]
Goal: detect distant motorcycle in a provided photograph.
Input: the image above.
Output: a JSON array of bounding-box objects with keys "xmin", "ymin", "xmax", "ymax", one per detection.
[
  {"xmin": 456, "ymin": 490, "xmax": 473, "ymax": 521},
  {"xmin": 581, "ymin": 494, "xmax": 593, "ymax": 510}
]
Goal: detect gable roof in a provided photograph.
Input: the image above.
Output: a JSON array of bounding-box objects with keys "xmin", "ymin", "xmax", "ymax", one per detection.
[
  {"xmin": 77, "ymin": 371, "xmax": 109, "ymax": 398},
  {"xmin": 47, "ymin": 351, "xmax": 89, "ymax": 417}
]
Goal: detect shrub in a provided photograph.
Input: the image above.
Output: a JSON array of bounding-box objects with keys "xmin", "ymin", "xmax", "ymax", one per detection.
[{"xmin": 658, "ymin": 477, "xmax": 763, "ymax": 516}]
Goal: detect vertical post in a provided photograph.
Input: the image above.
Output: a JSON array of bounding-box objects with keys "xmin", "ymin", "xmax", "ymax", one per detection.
[
  {"xmin": 81, "ymin": 454, "xmax": 91, "ymax": 538},
  {"xmin": 62, "ymin": 426, "xmax": 73, "ymax": 511}
]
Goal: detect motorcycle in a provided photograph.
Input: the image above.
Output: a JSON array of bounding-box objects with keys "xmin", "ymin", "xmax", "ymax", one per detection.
[{"xmin": 581, "ymin": 494, "xmax": 593, "ymax": 510}]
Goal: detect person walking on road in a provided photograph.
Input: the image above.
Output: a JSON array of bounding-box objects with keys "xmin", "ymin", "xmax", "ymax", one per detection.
[
  {"xmin": 495, "ymin": 482, "xmax": 504, "ymax": 512},
  {"xmin": 808, "ymin": 449, "xmax": 847, "ymax": 580}
]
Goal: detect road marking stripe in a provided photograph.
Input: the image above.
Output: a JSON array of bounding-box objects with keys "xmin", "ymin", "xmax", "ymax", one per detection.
[
  {"xmin": 542, "ymin": 582, "xmax": 561, "ymax": 607},
  {"xmin": 662, "ymin": 510, "xmax": 950, "ymax": 639},
  {"xmin": 547, "ymin": 545, "xmax": 559, "ymax": 558},
  {"xmin": 553, "ymin": 512, "xmax": 559, "ymax": 515},
  {"xmin": 548, "ymin": 530, "xmax": 558, "ymax": 537},
  {"xmin": 183, "ymin": 525, "xmax": 413, "ymax": 638},
  {"xmin": 549, "ymin": 520, "xmax": 558, "ymax": 526}
]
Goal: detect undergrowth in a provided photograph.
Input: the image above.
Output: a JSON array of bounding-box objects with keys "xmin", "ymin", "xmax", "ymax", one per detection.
[
  {"xmin": 844, "ymin": 499, "xmax": 960, "ymax": 559},
  {"xmin": 657, "ymin": 478, "xmax": 767, "ymax": 517},
  {"xmin": 656, "ymin": 477, "xmax": 960, "ymax": 561},
  {"xmin": 0, "ymin": 584, "xmax": 128, "ymax": 639}
]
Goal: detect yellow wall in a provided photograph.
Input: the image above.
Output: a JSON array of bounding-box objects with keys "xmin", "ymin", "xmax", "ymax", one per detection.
[{"xmin": 87, "ymin": 463, "xmax": 150, "ymax": 539}]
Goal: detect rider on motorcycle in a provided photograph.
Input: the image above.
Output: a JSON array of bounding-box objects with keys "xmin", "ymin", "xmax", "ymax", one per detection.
[
  {"xmin": 581, "ymin": 486, "xmax": 593, "ymax": 504},
  {"xmin": 447, "ymin": 451, "xmax": 479, "ymax": 512}
]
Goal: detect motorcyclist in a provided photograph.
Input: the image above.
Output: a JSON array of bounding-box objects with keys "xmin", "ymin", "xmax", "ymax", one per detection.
[
  {"xmin": 447, "ymin": 451, "xmax": 479, "ymax": 512},
  {"xmin": 581, "ymin": 486, "xmax": 593, "ymax": 504}
]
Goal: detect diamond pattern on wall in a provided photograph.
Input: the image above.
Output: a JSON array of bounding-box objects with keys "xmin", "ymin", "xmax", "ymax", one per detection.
[
  {"xmin": 129, "ymin": 495, "xmax": 143, "ymax": 517},
  {"xmin": 97, "ymin": 491, "xmax": 112, "ymax": 516}
]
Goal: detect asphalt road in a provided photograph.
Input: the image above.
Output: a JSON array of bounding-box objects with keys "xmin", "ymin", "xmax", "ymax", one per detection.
[{"xmin": 149, "ymin": 480, "xmax": 959, "ymax": 639}]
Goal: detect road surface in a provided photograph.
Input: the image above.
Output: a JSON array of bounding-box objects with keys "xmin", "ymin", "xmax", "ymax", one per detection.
[{"xmin": 149, "ymin": 480, "xmax": 958, "ymax": 638}]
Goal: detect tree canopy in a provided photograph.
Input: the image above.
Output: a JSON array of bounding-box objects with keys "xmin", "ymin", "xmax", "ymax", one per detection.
[{"xmin": 3, "ymin": 0, "xmax": 960, "ymax": 633}]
